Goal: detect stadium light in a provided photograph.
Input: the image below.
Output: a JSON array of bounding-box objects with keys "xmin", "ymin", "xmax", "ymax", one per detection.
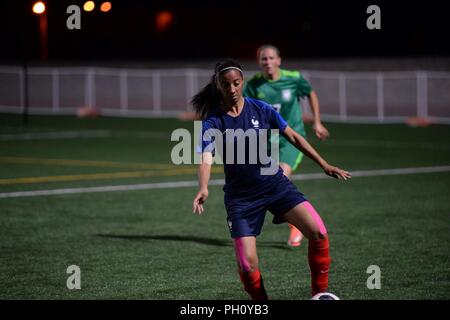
[
  {"xmin": 83, "ymin": 1, "xmax": 95, "ymax": 12},
  {"xmin": 32, "ymin": 1, "xmax": 46, "ymax": 14},
  {"xmin": 100, "ymin": 2, "xmax": 112, "ymax": 12},
  {"xmin": 155, "ymin": 11, "xmax": 174, "ymax": 33}
]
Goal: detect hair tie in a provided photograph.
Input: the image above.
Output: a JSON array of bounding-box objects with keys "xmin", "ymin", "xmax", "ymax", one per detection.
[{"xmin": 216, "ymin": 66, "xmax": 243, "ymax": 77}]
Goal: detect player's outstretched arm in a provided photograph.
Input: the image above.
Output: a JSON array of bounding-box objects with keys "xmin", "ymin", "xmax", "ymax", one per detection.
[
  {"xmin": 192, "ymin": 152, "xmax": 213, "ymax": 215},
  {"xmin": 282, "ymin": 126, "xmax": 351, "ymax": 180}
]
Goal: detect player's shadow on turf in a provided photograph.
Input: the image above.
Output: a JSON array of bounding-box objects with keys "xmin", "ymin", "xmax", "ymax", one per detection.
[{"xmin": 96, "ymin": 234, "xmax": 290, "ymax": 250}]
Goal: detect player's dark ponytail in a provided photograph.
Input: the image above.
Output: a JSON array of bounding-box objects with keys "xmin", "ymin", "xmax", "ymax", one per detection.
[
  {"xmin": 191, "ymin": 59, "xmax": 244, "ymax": 120},
  {"xmin": 191, "ymin": 75, "xmax": 222, "ymax": 120}
]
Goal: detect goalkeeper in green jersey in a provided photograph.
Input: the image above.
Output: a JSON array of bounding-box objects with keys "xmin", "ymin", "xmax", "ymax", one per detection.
[{"xmin": 243, "ymin": 44, "xmax": 330, "ymax": 247}]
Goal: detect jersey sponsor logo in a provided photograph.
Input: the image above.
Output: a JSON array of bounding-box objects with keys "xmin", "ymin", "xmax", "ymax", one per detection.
[{"xmin": 282, "ymin": 89, "xmax": 292, "ymax": 101}]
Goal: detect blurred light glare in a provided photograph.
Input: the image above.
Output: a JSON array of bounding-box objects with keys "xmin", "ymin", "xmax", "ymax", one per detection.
[
  {"xmin": 32, "ymin": 1, "xmax": 46, "ymax": 14},
  {"xmin": 83, "ymin": 1, "xmax": 95, "ymax": 12},
  {"xmin": 100, "ymin": 2, "xmax": 112, "ymax": 12},
  {"xmin": 156, "ymin": 11, "xmax": 174, "ymax": 32}
]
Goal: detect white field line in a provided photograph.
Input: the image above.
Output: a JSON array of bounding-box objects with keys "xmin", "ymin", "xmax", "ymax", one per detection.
[
  {"xmin": 0, "ymin": 131, "xmax": 112, "ymax": 141},
  {"xmin": 0, "ymin": 130, "xmax": 169, "ymax": 141},
  {"xmin": 292, "ymin": 165, "xmax": 450, "ymax": 180},
  {"xmin": 0, "ymin": 165, "xmax": 449, "ymax": 199},
  {"xmin": 325, "ymin": 139, "xmax": 450, "ymax": 150}
]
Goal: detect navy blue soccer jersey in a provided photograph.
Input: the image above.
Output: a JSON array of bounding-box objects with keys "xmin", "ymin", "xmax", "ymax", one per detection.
[{"xmin": 200, "ymin": 97, "xmax": 289, "ymax": 195}]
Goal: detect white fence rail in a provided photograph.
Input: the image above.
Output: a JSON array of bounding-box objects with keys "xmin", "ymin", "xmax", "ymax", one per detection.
[{"xmin": 0, "ymin": 66, "xmax": 449, "ymax": 123}]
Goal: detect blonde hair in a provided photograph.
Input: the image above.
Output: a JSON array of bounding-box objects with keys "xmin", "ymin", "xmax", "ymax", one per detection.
[{"xmin": 256, "ymin": 44, "xmax": 281, "ymax": 59}]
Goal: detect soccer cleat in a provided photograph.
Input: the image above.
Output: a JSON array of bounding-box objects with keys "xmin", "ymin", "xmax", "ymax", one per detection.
[{"xmin": 287, "ymin": 224, "xmax": 303, "ymax": 247}]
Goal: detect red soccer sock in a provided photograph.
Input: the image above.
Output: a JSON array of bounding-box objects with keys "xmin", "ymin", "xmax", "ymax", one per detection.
[
  {"xmin": 238, "ymin": 269, "xmax": 269, "ymax": 301},
  {"xmin": 308, "ymin": 237, "xmax": 332, "ymax": 296}
]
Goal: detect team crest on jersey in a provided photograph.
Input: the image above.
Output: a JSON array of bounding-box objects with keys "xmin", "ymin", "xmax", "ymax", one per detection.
[
  {"xmin": 282, "ymin": 89, "xmax": 292, "ymax": 101},
  {"xmin": 251, "ymin": 117, "xmax": 259, "ymax": 129}
]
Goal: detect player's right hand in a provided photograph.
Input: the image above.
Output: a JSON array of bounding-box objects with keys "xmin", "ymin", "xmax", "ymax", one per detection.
[
  {"xmin": 192, "ymin": 189, "xmax": 209, "ymax": 215},
  {"xmin": 312, "ymin": 122, "xmax": 330, "ymax": 140}
]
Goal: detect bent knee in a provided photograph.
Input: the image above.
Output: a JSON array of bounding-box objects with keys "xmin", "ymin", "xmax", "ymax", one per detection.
[{"xmin": 307, "ymin": 230, "xmax": 327, "ymax": 241}]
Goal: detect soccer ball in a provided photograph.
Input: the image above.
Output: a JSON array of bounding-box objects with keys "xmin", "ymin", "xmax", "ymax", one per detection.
[{"xmin": 311, "ymin": 292, "xmax": 340, "ymax": 300}]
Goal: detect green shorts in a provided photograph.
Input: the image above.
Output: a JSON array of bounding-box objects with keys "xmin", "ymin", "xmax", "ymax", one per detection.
[
  {"xmin": 270, "ymin": 128, "xmax": 305, "ymax": 172},
  {"xmin": 278, "ymin": 136, "xmax": 304, "ymax": 171}
]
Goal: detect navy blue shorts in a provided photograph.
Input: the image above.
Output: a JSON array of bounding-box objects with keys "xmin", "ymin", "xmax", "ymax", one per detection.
[{"xmin": 224, "ymin": 175, "xmax": 307, "ymax": 238}]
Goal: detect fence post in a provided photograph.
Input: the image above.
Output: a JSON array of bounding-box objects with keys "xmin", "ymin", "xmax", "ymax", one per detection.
[
  {"xmin": 423, "ymin": 72, "xmax": 428, "ymax": 118},
  {"xmin": 376, "ymin": 73, "xmax": 384, "ymax": 123},
  {"xmin": 19, "ymin": 67, "xmax": 25, "ymax": 113},
  {"xmin": 186, "ymin": 69, "xmax": 197, "ymax": 111},
  {"xmin": 52, "ymin": 69, "xmax": 59, "ymax": 113},
  {"xmin": 339, "ymin": 73, "xmax": 347, "ymax": 121},
  {"xmin": 120, "ymin": 70, "xmax": 128, "ymax": 115},
  {"xmin": 85, "ymin": 68, "xmax": 95, "ymax": 108},
  {"xmin": 417, "ymin": 71, "xmax": 428, "ymax": 119},
  {"xmin": 152, "ymin": 71, "xmax": 161, "ymax": 114}
]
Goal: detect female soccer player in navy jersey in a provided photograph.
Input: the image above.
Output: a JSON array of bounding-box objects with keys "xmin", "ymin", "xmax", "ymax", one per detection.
[{"xmin": 191, "ymin": 59, "xmax": 351, "ymax": 300}]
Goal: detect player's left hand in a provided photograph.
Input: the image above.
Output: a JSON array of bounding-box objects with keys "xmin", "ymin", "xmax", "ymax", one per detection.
[
  {"xmin": 323, "ymin": 164, "xmax": 351, "ymax": 180},
  {"xmin": 312, "ymin": 122, "xmax": 330, "ymax": 140}
]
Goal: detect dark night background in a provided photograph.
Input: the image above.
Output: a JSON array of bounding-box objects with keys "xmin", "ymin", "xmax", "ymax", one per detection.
[{"xmin": 1, "ymin": 0, "xmax": 450, "ymax": 65}]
